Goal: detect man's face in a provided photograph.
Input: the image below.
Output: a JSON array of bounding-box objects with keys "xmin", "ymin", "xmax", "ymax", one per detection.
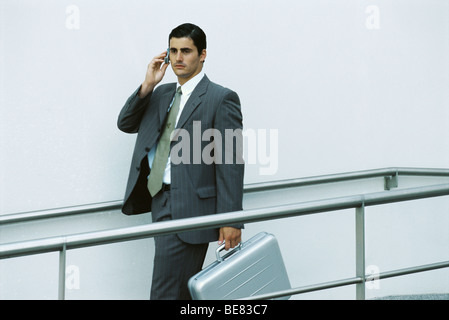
[{"xmin": 169, "ymin": 37, "xmax": 206, "ymax": 84}]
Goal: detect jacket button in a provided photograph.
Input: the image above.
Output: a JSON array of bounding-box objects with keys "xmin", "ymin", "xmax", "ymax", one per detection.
[
  {"xmin": 136, "ymin": 166, "xmax": 140, "ymax": 171},
  {"xmin": 145, "ymin": 147, "xmax": 151, "ymax": 152}
]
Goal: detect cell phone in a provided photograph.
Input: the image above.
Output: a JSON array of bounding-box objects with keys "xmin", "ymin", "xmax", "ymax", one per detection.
[{"xmin": 164, "ymin": 48, "xmax": 170, "ymax": 64}]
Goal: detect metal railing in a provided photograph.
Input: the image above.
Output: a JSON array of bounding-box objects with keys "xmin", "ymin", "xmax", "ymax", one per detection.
[
  {"xmin": 1, "ymin": 168, "xmax": 448, "ymax": 299},
  {"xmin": 2, "ymin": 167, "xmax": 449, "ymax": 225}
]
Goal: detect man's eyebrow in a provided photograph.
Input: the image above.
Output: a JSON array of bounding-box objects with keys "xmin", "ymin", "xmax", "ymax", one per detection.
[{"xmin": 170, "ymin": 47, "xmax": 193, "ymax": 51}]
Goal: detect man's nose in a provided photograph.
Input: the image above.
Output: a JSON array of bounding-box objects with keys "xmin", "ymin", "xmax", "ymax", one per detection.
[{"xmin": 176, "ymin": 52, "xmax": 183, "ymax": 61}]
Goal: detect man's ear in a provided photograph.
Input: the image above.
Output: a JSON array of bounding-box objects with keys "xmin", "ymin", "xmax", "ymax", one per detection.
[{"xmin": 200, "ymin": 49, "xmax": 207, "ymax": 63}]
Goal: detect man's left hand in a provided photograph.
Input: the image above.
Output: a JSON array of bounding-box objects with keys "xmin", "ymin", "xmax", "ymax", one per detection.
[{"xmin": 218, "ymin": 227, "xmax": 241, "ymax": 250}]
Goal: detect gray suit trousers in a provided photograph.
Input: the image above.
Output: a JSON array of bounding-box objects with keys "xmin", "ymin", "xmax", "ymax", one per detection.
[{"xmin": 150, "ymin": 189, "xmax": 208, "ymax": 300}]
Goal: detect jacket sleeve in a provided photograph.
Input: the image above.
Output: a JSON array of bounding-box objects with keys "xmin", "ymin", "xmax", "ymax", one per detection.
[
  {"xmin": 214, "ymin": 89, "xmax": 245, "ymax": 229},
  {"xmin": 117, "ymin": 85, "xmax": 153, "ymax": 133}
]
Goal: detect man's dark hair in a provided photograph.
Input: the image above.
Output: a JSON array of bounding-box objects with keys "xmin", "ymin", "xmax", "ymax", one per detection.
[{"xmin": 169, "ymin": 23, "xmax": 207, "ymax": 55}]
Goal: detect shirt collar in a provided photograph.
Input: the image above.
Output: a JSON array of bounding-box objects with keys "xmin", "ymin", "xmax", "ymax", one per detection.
[{"xmin": 178, "ymin": 71, "xmax": 205, "ymax": 96}]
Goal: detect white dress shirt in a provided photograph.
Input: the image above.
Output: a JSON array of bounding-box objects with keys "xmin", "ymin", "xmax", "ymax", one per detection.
[{"xmin": 148, "ymin": 71, "xmax": 205, "ymax": 185}]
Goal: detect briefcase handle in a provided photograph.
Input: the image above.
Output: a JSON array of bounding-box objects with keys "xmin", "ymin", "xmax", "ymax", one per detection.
[{"xmin": 215, "ymin": 242, "xmax": 242, "ymax": 262}]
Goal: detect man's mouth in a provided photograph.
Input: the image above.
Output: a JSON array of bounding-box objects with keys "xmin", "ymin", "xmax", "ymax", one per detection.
[{"xmin": 175, "ymin": 64, "xmax": 186, "ymax": 69}]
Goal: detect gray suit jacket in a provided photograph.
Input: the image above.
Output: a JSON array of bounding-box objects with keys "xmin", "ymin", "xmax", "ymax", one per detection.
[{"xmin": 117, "ymin": 75, "xmax": 244, "ymax": 244}]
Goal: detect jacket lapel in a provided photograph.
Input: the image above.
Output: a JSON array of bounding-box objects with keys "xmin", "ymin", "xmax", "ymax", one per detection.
[
  {"xmin": 159, "ymin": 83, "xmax": 177, "ymax": 127},
  {"xmin": 176, "ymin": 75, "xmax": 210, "ymax": 130}
]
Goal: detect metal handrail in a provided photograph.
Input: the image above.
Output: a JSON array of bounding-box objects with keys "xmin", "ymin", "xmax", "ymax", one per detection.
[
  {"xmin": 243, "ymin": 260, "xmax": 449, "ymax": 300},
  {"xmin": 1, "ymin": 182, "xmax": 449, "ymax": 300},
  {"xmin": 1, "ymin": 183, "xmax": 448, "ymax": 258},
  {"xmin": 2, "ymin": 167, "xmax": 449, "ymax": 225},
  {"xmin": 244, "ymin": 167, "xmax": 449, "ymax": 192}
]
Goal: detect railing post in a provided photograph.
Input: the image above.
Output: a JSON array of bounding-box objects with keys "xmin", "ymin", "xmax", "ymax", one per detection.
[
  {"xmin": 355, "ymin": 203, "xmax": 366, "ymax": 300},
  {"xmin": 58, "ymin": 242, "xmax": 66, "ymax": 300}
]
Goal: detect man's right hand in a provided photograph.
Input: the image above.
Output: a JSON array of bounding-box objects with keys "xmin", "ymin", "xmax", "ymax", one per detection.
[{"xmin": 138, "ymin": 51, "xmax": 170, "ymax": 98}]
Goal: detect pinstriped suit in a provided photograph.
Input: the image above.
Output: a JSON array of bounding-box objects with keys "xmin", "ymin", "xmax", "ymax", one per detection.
[
  {"xmin": 118, "ymin": 75, "xmax": 244, "ymax": 299},
  {"xmin": 118, "ymin": 75, "xmax": 244, "ymax": 244}
]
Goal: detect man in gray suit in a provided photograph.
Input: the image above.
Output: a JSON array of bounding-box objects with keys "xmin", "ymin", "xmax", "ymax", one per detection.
[{"xmin": 117, "ymin": 23, "xmax": 244, "ymax": 299}]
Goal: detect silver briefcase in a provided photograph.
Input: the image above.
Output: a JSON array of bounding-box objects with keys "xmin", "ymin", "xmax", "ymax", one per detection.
[{"xmin": 188, "ymin": 232, "xmax": 291, "ymax": 300}]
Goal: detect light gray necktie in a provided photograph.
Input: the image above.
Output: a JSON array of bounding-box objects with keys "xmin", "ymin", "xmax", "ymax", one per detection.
[{"xmin": 147, "ymin": 87, "xmax": 182, "ymax": 196}]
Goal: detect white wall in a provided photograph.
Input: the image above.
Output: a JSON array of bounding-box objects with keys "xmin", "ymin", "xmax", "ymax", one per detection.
[{"xmin": 1, "ymin": 0, "xmax": 448, "ymax": 299}]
